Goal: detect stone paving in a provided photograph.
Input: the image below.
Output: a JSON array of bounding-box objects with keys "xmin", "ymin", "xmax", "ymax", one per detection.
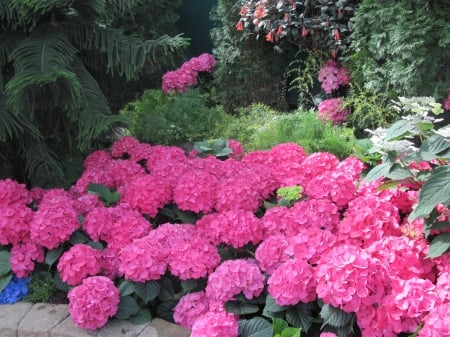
[{"xmin": 0, "ymin": 302, "xmax": 191, "ymax": 337}]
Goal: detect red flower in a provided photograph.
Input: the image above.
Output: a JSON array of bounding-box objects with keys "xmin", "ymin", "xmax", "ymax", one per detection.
[
  {"xmin": 236, "ymin": 20, "xmax": 244, "ymax": 31},
  {"xmin": 239, "ymin": 5, "xmax": 248, "ymax": 15},
  {"xmin": 255, "ymin": 4, "xmax": 265, "ymax": 19},
  {"xmin": 334, "ymin": 29, "xmax": 340, "ymax": 41},
  {"xmin": 301, "ymin": 26, "xmax": 308, "ymax": 38},
  {"xmin": 276, "ymin": 25, "xmax": 283, "ymax": 36},
  {"xmin": 265, "ymin": 30, "xmax": 275, "ymax": 43}
]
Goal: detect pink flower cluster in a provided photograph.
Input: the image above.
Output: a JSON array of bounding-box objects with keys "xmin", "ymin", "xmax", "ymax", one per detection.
[
  {"xmin": 162, "ymin": 53, "xmax": 216, "ymax": 93},
  {"xmin": 318, "ymin": 98, "xmax": 350, "ymax": 125},
  {"xmin": 444, "ymin": 89, "xmax": 450, "ymax": 111},
  {"xmin": 68, "ymin": 276, "xmax": 119, "ymax": 330},
  {"xmin": 318, "ymin": 59, "xmax": 351, "ymax": 94},
  {"xmin": 3, "ymin": 134, "xmax": 450, "ymax": 335}
]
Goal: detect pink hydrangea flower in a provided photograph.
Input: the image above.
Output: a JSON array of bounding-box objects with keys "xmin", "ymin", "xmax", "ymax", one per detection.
[
  {"xmin": 321, "ymin": 333, "xmax": 339, "ymax": 337},
  {"xmin": 268, "ymin": 258, "xmax": 317, "ymax": 306},
  {"xmin": 288, "ymin": 227, "xmax": 337, "ymax": 264},
  {"xmin": 110, "ymin": 136, "xmax": 142, "ymax": 159},
  {"xmin": 0, "ymin": 178, "xmax": 30, "ymax": 205},
  {"xmin": 173, "ymin": 291, "xmax": 210, "ymax": 329},
  {"xmin": 205, "ymin": 259, "xmax": 265, "ymax": 303},
  {"xmin": 382, "ymin": 277, "xmax": 438, "ymax": 334},
  {"xmin": 418, "ymin": 303, "xmax": 450, "ymax": 337},
  {"xmin": 187, "ymin": 53, "xmax": 217, "ymax": 73},
  {"xmin": 119, "ymin": 234, "xmax": 168, "ymax": 282},
  {"xmin": 29, "ymin": 189, "xmax": 80, "ymax": 249},
  {"xmin": 255, "ymin": 234, "xmax": 290, "ymax": 274},
  {"xmin": 104, "ymin": 159, "xmax": 147, "ymax": 189},
  {"xmin": 191, "ymin": 311, "xmax": 238, "ymax": 337},
  {"xmin": 228, "ymin": 139, "xmax": 245, "ymax": 159},
  {"xmin": 315, "ymin": 244, "xmax": 387, "ymax": 313},
  {"xmin": 318, "ymin": 60, "xmax": 351, "ymax": 94},
  {"xmin": 195, "ymin": 210, "xmax": 263, "ymax": 248},
  {"xmin": 0, "ymin": 203, "xmax": 32, "ymax": 245},
  {"xmin": 168, "ymin": 231, "xmax": 220, "ymax": 280},
  {"xmin": 444, "ymin": 89, "xmax": 450, "ymax": 111},
  {"xmin": 337, "ymin": 196, "xmax": 401, "ymax": 247},
  {"xmin": 119, "ymin": 174, "xmax": 172, "ymax": 217},
  {"xmin": 318, "ymin": 98, "xmax": 349, "ymax": 125},
  {"xmin": 100, "ymin": 245, "xmax": 123, "ymax": 280},
  {"xmin": 57, "ymin": 244, "xmax": 102, "ymax": 286},
  {"xmin": 173, "ymin": 169, "xmax": 219, "ymax": 213},
  {"xmin": 10, "ymin": 240, "xmax": 44, "ymax": 278},
  {"xmin": 68, "ymin": 276, "xmax": 119, "ymax": 330}
]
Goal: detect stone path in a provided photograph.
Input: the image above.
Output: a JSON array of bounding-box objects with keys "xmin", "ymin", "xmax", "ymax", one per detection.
[{"xmin": 0, "ymin": 302, "xmax": 191, "ymax": 337}]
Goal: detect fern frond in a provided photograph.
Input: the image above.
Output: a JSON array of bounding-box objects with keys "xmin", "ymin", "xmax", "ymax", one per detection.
[
  {"xmin": 10, "ymin": 0, "xmax": 71, "ymax": 17},
  {"xmin": 5, "ymin": 27, "xmax": 81, "ymax": 112},
  {"xmin": 0, "ymin": 31, "xmax": 25, "ymax": 67},
  {"xmin": 0, "ymin": 95, "xmax": 40, "ymax": 141},
  {"xmin": 21, "ymin": 139, "xmax": 65, "ymax": 188},
  {"xmin": 71, "ymin": 58, "xmax": 129, "ymax": 150},
  {"xmin": 70, "ymin": 0, "xmax": 105, "ymax": 21},
  {"xmin": 64, "ymin": 20, "xmax": 188, "ymax": 80}
]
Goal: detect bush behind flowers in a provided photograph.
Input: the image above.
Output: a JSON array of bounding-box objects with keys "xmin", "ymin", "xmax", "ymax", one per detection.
[{"xmin": 0, "ymin": 135, "xmax": 450, "ymax": 336}]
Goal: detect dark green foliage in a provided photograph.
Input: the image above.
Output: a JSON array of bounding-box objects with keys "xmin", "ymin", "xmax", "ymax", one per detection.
[
  {"xmin": 0, "ymin": 0, "xmax": 189, "ymax": 187},
  {"xmin": 210, "ymin": 0, "xmax": 291, "ymax": 113},
  {"xmin": 24, "ymin": 272, "xmax": 56, "ymax": 303},
  {"xmin": 120, "ymin": 88, "xmax": 232, "ymax": 146},
  {"xmin": 344, "ymin": 0, "xmax": 450, "ymax": 98}
]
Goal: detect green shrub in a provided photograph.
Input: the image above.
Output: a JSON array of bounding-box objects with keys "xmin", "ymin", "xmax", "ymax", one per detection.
[
  {"xmin": 221, "ymin": 104, "xmax": 356, "ymax": 159},
  {"xmin": 120, "ymin": 88, "xmax": 232, "ymax": 146},
  {"xmin": 24, "ymin": 272, "xmax": 56, "ymax": 303}
]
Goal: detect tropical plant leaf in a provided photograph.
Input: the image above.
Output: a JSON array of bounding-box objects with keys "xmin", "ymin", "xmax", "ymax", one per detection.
[
  {"xmin": 239, "ymin": 317, "xmax": 273, "ymax": 337},
  {"xmin": 427, "ymin": 233, "xmax": 450, "ymax": 258}
]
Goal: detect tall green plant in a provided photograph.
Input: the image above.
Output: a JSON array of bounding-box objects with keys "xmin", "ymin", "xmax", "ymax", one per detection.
[
  {"xmin": 0, "ymin": 0, "xmax": 188, "ymax": 187},
  {"xmin": 343, "ymin": 0, "xmax": 450, "ymax": 98}
]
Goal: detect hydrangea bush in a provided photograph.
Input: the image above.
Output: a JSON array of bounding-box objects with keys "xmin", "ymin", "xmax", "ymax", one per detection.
[{"xmin": 1, "ymin": 135, "xmax": 450, "ymax": 336}]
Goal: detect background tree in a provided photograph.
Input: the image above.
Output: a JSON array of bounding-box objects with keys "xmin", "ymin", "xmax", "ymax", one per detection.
[{"xmin": 0, "ymin": 0, "xmax": 188, "ymax": 187}]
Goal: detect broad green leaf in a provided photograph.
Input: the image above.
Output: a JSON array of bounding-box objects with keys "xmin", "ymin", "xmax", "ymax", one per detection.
[
  {"xmin": 115, "ymin": 296, "xmax": 140, "ymax": 319},
  {"xmin": 427, "ymin": 233, "xmax": 450, "ymax": 258},
  {"xmin": 69, "ymin": 230, "xmax": 89, "ymax": 244},
  {"xmin": 364, "ymin": 162, "xmax": 393, "ymax": 182},
  {"xmin": 0, "ymin": 251, "xmax": 11, "ymax": 276},
  {"xmin": 87, "ymin": 241, "xmax": 104, "ymax": 251},
  {"xmin": 180, "ymin": 279, "xmax": 198, "ymax": 293},
  {"xmin": 158, "ymin": 277, "xmax": 175, "ymax": 301},
  {"xmin": 263, "ymin": 295, "xmax": 288, "ymax": 316},
  {"xmin": 272, "ymin": 318, "xmax": 289, "ymax": 335},
  {"xmin": 419, "ymin": 134, "xmax": 450, "ymax": 157},
  {"xmin": 281, "ymin": 327, "xmax": 301, "ymax": 337},
  {"xmin": 239, "ymin": 317, "xmax": 273, "ymax": 337},
  {"xmin": 320, "ymin": 304, "xmax": 354, "ymax": 328},
  {"xmin": 118, "ymin": 280, "xmax": 135, "ymax": 297},
  {"xmin": 225, "ymin": 301, "xmax": 260, "ymax": 315},
  {"xmin": 285, "ymin": 302, "xmax": 315, "ymax": 332},
  {"xmin": 385, "ymin": 119, "xmax": 412, "ymax": 140},
  {"xmin": 135, "ymin": 281, "xmax": 161, "ymax": 304},
  {"xmin": 386, "ymin": 164, "xmax": 413, "ymax": 180},
  {"xmin": 45, "ymin": 246, "xmax": 64, "ymax": 267},
  {"xmin": 0, "ymin": 273, "xmax": 13, "ymax": 293},
  {"xmin": 409, "ymin": 171, "xmax": 450, "ymax": 221},
  {"xmin": 156, "ymin": 300, "xmax": 177, "ymax": 322},
  {"xmin": 129, "ymin": 307, "xmax": 152, "ymax": 325},
  {"xmin": 216, "ymin": 147, "xmax": 232, "ymax": 157},
  {"xmin": 52, "ymin": 272, "xmax": 71, "ymax": 292}
]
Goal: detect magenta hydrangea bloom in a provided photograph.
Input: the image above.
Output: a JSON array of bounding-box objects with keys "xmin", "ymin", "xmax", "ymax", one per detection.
[
  {"xmin": 205, "ymin": 259, "xmax": 265, "ymax": 303},
  {"xmin": 418, "ymin": 303, "xmax": 450, "ymax": 337},
  {"xmin": 57, "ymin": 244, "xmax": 102, "ymax": 286},
  {"xmin": 315, "ymin": 244, "xmax": 386, "ymax": 313},
  {"xmin": 381, "ymin": 277, "xmax": 438, "ymax": 335},
  {"xmin": 320, "ymin": 333, "xmax": 339, "ymax": 337},
  {"xmin": 110, "ymin": 135, "xmax": 142, "ymax": 158},
  {"xmin": 10, "ymin": 240, "xmax": 44, "ymax": 278},
  {"xmin": 173, "ymin": 169, "xmax": 219, "ymax": 213},
  {"xmin": 100, "ymin": 245, "xmax": 123, "ymax": 280},
  {"xmin": 268, "ymin": 258, "xmax": 317, "ymax": 306},
  {"xmin": 68, "ymin": 276, "xmax": 119, "ymax": 330},
  {"xmin": 119, "ymin": 235, "xmax": 168, "ymax": 282},
  {"xmin": 29, "ymin": 189, "xmax": 80, "ymax": 250},
  {"xmin": 318, "ymin": 98, "xmax": 350, "ymax": 125},
  {"xmin": 444, "ymin": 90, "xmax": 450, "ymax": 111},
  {"xmin": 119, "ymin": 174, "xmax": 172, "ymax": 217},
  {"xmin": 289, "ymin": 227, "xmax": 337, "ymax": 264},
  {"xmin": 255, "ymin": 234, "xmax": 290, "ymax": 274},
  {"xmin": 290, "ymin": 198, "xmax": 340, "ymax": 233},
  {"xmin": 0, "ymin": 203, "xmax": 32, "ymax": 245},
  {"xmin": 191, "ymin": 311, "xmax": 238, "ymax": 337},
  {"xmin": 104, "ymin": 159, "xmax": 147, "ymax": 190},
  {"xmin": 196, "ymin": 210, "xmax": 263, "ymax": 248},
  {"xmin": 168, "ymin": 232, "xmax": 220, "ymax": 280},
  {"xmin": 337, "ymin": 196, "xmax": 401, "ymax": 247},
  {"xmin": 318, "ymin": 59, "xmax": 351, "ymax": 94},
  {"xmin": 187, "ymin": 53, "xmax": 217, "ymax": 72},
  {"xmin": 173, "ymin": 291, "xmax": 210, "ymax": 329},
  {"xmin": 0, "ymin": 178, "xmax": 30, "ymax": 205},
  {"xmin": 228, "ymin": 139, "xmax": 245, "ymax": 159}
]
